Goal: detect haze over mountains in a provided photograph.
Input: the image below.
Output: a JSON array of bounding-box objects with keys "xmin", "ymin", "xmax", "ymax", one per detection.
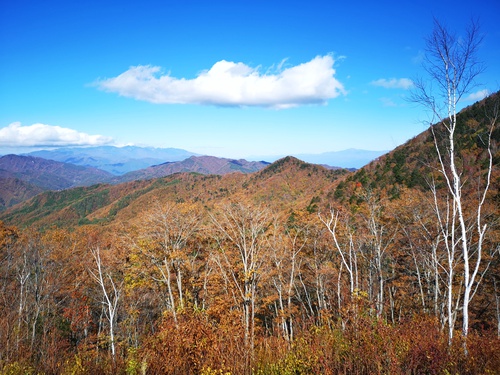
[
  {"xmin": 16, "ymin": 146, "xmax": 386, "ymax": 173},
  {"xmin": 250, "ymin": 149, "xmax": 388, "ymax": 169},
  {"xmin": 23, "ymin": 146, "xmax": 199, "ymax": 175}
]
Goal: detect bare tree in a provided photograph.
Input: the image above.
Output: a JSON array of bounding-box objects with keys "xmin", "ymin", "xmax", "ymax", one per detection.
[
  {"xmin": 428, "ymin": 179, "xmax": 461, "ymax": 343},
  {"xmin": 266, "ymin": 215, "xmax": 308, "ymax": 341},
  {"xmin": 319, "ymin": 207, "xmax": 358, "ymax": 296},
  {"xmin": 412, "ymin": 19, "xmax": 497, "ymax": 340},
  {"xmin": 133, "ymin": 201, "xmax": 202, "ymax": 323},
  {"xmin": 89, "ymin": 246, "xmax": 122, "ymax": 360},
  {"xmin": 209, "ymin": 202, "xmax": 269, "ymax": 350},
  {"xmin": 11, "ymin": 232, "xmax": 56, "ymax": 353}
]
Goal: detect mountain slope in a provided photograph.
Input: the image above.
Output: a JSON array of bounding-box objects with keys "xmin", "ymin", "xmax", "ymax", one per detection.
[
  {"xmin": 0, "ymin": 175, "xmax": 44, "ymax": 210},
  {"xmin": 0, "ymin": 157, "xmax": 348, "ymax": 228},
  {"xmin": 0, "ymin": 154, "xmax": 113, "ymax": 189},
  {"xmin": 331, "ymin": 90, "xmax": 500, "ymax": 203},
  {"xmin": 0, "ymin": 154, "xmax": 271, "ymax": 210},
  {"xmin": 0, "ymin": 155, "xmax": 113, "ymax": 210}
]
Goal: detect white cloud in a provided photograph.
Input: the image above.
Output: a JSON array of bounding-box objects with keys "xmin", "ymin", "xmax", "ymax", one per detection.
[
  {"xmin": 371, "ymin": 78, "xmax": 413, "ymax": 90},
  {"xmin": 93, "ymin": 55, "xmax": 346, "ymax": 109},
  {"xmin": 0, "ymin": 122, "xmax": 114, "ymax": 147},
  {"xmin": 464, "ymin": 89, "xmax": 490, "ymax": 102}
]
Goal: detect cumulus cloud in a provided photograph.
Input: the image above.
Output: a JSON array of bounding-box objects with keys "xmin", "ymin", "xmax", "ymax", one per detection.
[
  {"xmin": 464, "ymin": 89, "xmax": 490, "ymax": 102},
  {"xmin": 93, "ymin": 55, "xmax": 345, "ymax": 109},
  {"xmin": 0, "ymin": 122, "xmax": 114, "ymax": 147},
  {"xmin": 371, "ymin": 78, "xmax": 413, "ymax": 89}
]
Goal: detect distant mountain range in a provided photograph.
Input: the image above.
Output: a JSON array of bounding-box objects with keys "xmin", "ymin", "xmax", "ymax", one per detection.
[
  {"xmin": 0, "ymin": 154, "xmax": 270, "ymax": 210},
  {"xmin": 0, "ymin": 156, "xmax": 349, "ymax": 228},
  {"xmin": 0, "ymin": 146, "xmax": 387, "ymax": 211},
  {"xmin": 24, "ymin": 146, "xmax": 198, "ymax": 175},
  {"xmin": 247, "ymin": 149, "xmax": 387, "ymax": 169},
  {"xmin": 19, "ymin": 146, "xmax": 386, "ymax": 173},
  {"xmin": 294, "ymin": 149, "xmax": 387, "ymax": 169},
  {"xmin": 117, "ymin": 155, "xmax": 269, "ymax": 182}
]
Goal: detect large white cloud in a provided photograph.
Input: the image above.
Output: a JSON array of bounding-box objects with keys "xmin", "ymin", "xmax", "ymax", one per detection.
[
  {"xmin": 94, "ymin": 55, "xmax": 345, "ymax": 109},
  {"xmin": 0, "ymin": 122, "xmax": 113, "ymax": 147},
  {"xmin": 371, "ymin": 78, "xmax": 413, "ymax": 89}
]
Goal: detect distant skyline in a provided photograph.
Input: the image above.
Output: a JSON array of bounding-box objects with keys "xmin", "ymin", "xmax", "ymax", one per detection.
[{"xmin": 1, "ymin": 0, "xmax": 499, "ymax": 159}]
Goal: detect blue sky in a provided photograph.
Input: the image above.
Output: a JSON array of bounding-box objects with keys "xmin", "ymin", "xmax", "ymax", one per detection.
[{"xmin": 1, "ymin": 0, "xmax": 499, "ymax": 159}]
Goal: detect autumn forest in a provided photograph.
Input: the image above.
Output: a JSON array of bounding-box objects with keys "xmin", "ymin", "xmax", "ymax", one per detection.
[{"xmin": 1, "ymin": 24, "xmax": 500, "ymax": 375}]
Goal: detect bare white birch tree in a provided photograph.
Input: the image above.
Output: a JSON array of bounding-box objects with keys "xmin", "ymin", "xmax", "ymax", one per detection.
[
  {"xmin": 89, "ymin": 246, "xmax": 122, "ymax": 360},
  {"xmin": 412, "ymin": 19, "xmax": 497, "ymax": 340},
  {"xmin": 319, "ymin": 208, "xmax": 358, "ymax": 296},
  {"xmin": 428, "ymin": 179, "xmax": 462, "ymax": 343}
]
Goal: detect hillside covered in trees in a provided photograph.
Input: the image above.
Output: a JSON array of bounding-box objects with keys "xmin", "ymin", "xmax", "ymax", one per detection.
[{"xmin": 0, "ymin": 90, "xmax": 499, "ymax": 374}]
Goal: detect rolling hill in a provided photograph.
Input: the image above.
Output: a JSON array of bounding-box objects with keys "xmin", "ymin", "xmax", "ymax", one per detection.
[
  {"xmin": 115, "ymin": 155, "xmax": 270, "ymax": 182},
  {"xmin": 0, "ymin": 154, "xmax": 114, "ymax": 189},
  {"xmin": 0, "ymin": 155, "xmax": 271, "ymax": 210},
  {"xmin": 0, "ymin": 156, "xmax": 349, "ymax": 228}
]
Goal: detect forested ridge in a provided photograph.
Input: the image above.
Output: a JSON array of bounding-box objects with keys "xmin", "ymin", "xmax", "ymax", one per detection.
[{"xmin": 0, "ymin": 91, "xmax": 499, "ymax": 374}]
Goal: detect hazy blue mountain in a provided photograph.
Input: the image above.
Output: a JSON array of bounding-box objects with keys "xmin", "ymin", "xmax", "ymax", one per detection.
[
  {"xmin": 22, "ymin": 146, "xmax": 387, "ymax": 173},
  {"xmin": 296, "ymin": 149, "xmax": 388, "ymax": 169},
  {"xmin": 248, "ymin": 149, "xmax": 388, "ymax": 169},
  {"xmin": 25, "ymin": 146, "xmax": 198, "ymax": 175}
]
